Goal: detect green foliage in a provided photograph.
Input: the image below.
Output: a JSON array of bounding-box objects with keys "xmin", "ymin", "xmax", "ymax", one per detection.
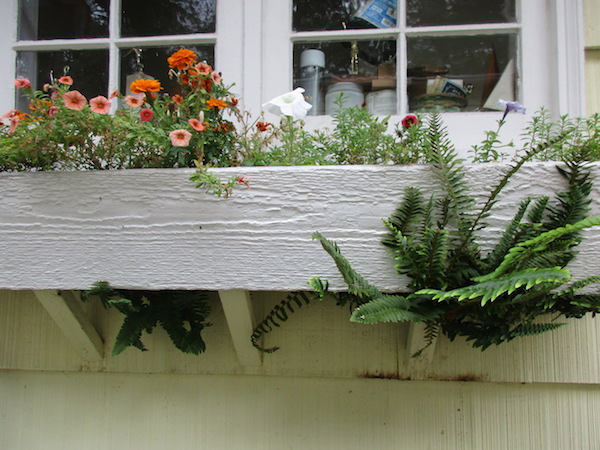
[
  {"xmin": 304, "ymin": 113, "xmax": 600, "ymax": 351},
  {"xmin": 85, "ymin": 281, "xmax": 212, "ymax": 356}
]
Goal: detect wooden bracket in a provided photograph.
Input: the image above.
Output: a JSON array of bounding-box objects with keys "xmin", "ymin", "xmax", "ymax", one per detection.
[
  {"xmin": 218, "ymin": 290, "xmax": 262, "ymax": 367},
  {"xmin": 34, "ymin": 290, "xmax": 104, "ymax": 361}
]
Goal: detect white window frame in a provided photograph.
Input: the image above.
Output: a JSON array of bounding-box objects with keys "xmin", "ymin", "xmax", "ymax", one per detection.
[
  {"xmin": 260, "ymin": 0, "xmax": 586, "ymax": 149},
  {"xmin": 0, "ymin": 0, "xmax": 586, "ymax": 149},
  {"xmin": 0, "ymin": 0, "xmax": 246, "ymax": 113}
]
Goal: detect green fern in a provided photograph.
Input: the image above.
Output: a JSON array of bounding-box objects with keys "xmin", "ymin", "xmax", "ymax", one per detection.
[
  {"xmin": 349, "ymin": 294, "xmax": 425, "ymax": 324},
  {"xmin": 419, "ymin": 267, "xmax": 570, "ymax": 306},
  {"xmin": 85, "ymin": 282, "xmax": 212, "ymax": 356}
]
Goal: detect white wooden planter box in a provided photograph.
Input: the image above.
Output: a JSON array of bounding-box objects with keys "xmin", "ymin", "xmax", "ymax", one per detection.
[{"xmin": 1, "ymin": 162, "xmax": 600, "ymax": 292}]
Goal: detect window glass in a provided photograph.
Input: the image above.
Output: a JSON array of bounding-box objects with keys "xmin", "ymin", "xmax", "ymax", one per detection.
[
  {"xmin": 120, "ymin": 45, "xmax": 214, "ymax": 95},
  {"xmin": 16, "ymin": 50, "xmax": 109, "ymax": 98},
  {"xmin": 293, "ymin": 0, "xmax": 394, "ymax": 31},
  {"xmin": 121, "ymin": 0, "xmax": 216, "ymax": 37},
  {"xmin": 18, "ymin": 0, "xmax": 109, "ymax": 39},
  {"xmin": 407, "ymin": 35, "xmax": 517, "ymax": 112},
  {"xmin": 407, "ymin": 0, "xmax": 515, "ymax": 27},
  {"xmin": 294, "ymin": 40, "xmax": 397, "ymax": 115}
]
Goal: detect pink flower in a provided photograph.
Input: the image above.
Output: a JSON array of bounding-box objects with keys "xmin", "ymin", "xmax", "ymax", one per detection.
[
  {"xmin": 43, "ymin": 83, "xmax": 52, "ymax": 92},
  {"xmin": 169, "ymin": 129, "xmax": 192, "ymax": 147},
  {"xmin": 125, "ymin": 95, "xmax": 145, "ymax": 108},
  {"xmin": 47, "ymin": 106, "xmax": 59, "ymax": 118},
  {"xmin": 211, "ymin": 71, "xmax": 222, "ymax": 85},
  {"xmin": 195, "ymin": 62, "xmax": 212, "ymax": 75},
  {"xmin": 63, "ymin": 90, "xmax": 87, "ymax": 111},
  {"xmin": 58, "ymin": 76, "xmax": 73, "ymax": 85},
  {"xmin": 14, "ymin": 78, "xmax": 31, "ymax": 89},
  {"xmin": 401, "ymin": 114, "xmax": 419, "ymax": 129},
  {"xmin": 89, "ymin": 95, "xmax": 111, "ymax": 114},
  {"xmin": 188, "ymin": 118, "xmax": 205, "ymax": 131},
  {"xmin": 140, "ymin": 108, "xmax": 154, "ymax": 122},
  {"xmin": 9, "ymin": 115, "xmax": 19, "ymax": 133}
]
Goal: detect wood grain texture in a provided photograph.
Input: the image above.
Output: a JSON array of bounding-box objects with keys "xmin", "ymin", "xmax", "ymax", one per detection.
[
  {"xmin": 1, "ymin": 371, "xmax": 599, "ymax": 450},
  {"xmin": 1, "ymin": 163, "xmax": 600, "ymax": 291}
]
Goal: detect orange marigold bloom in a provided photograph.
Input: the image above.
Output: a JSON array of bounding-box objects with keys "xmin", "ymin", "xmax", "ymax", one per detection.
[
  {"xmin": 206, "ymin": 98, "xmax": 227, "ymax": 110},
  {"xmin": 130, "ymin": 78, "xmax": 163, "ymax": 94},
  {"xmin": 168, "ymin": 48, "xmax": 198, "ymax": 70},
  {"xmin": 256, "ymin": 121, "xmax": 271, "ymax": 132}
]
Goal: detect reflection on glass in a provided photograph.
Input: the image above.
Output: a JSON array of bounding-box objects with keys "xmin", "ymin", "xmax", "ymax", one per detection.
[
  {"xmin": 120, "ymin": 46, "xmax": 214, "ymax": 95},
  {"xmin": 407, "ymin": 35, "xmax": 516, "ymax": 112},
  {"xmin": 293, "ymin": 0, "xmax": 398, "ymax": 31},
  {"xmin": 16, "ymin": 50, "xmax": 109, "ymax": 99},
  {"xmin": 294, "ymin": 40, "xmax": 396, "ymax": 115},
  {"xmin": 18, "ymin": 0, "xmax": 109, "ymax": 39},
  {"xmin": 407, "ymin": 0, "xmax": 515, "ymax": 27},
  {"xmin": 122, "ymin": 0, "xmax": 216, "ymax": 37}
]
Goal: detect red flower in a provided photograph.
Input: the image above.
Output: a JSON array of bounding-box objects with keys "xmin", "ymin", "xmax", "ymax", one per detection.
[
  {"xmin": 256, "ymin": 121, "xmax": 271, "ymax": 132},
  {"xmin": 140, "ymin": 108, "xmax": 154, "ymax": 122},
  {"xmin": 401, "ymin": 114, "xmax": 419, "ymax": 129},
  {"xmin": 237, "ymin": 177, "xmax": 250, "ymax": 187}
]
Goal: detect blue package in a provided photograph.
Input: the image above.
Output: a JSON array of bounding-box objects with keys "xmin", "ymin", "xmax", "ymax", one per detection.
[{"xmin": 355, "ymin": 0, "xmax": 397, "ymax": 28}]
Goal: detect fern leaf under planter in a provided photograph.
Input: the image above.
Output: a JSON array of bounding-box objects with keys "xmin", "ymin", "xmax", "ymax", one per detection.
[
  {"xmin": 350, "ymin": 294, "xmax": 424, "ymax": 324},
  {"xmin": 419, "ymin": 267, "xmax": 571, "ymax": 306}
]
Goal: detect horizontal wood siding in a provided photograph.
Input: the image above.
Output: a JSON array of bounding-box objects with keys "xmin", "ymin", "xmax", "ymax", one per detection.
[
  {"xmin": 1, "ymin": 290, "xmax": 599, "ymax": 384},
  {"xmin": 1, "ymin": 370, "xmax": 599, "ymax": 450}
]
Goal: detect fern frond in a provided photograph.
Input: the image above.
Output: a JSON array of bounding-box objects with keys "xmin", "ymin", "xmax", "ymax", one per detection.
[
  {"xmin": 382, "ymin": 186, "xmax": 424, "ymax": 246},
  {"xmin": 508, "ymin": 322, "xmax": 565, "ymax": 339},
  {"xmin": 475, "ymin": 216, "xmax": 600, "ymax": 282},
  {"xmin": 411, "ymin": 322, "xmax": 439, "ymax": 358},
  {"xmin": 313, "ymin": 232, "xmax": 382, "ymax": 299},
  {"xmin": 350, "ymin": 294, "xmax": 426, "ymax": 324},
  {"xmin": 112, "ymin": 308, "xmax": 153, "ymax": 356},
  {"xmin": 420, "ymin": 267, "xmax": 570, "ymax": 306},
  {"xmin": 251, "ymin": 291, "xmax": 313, "ymax": 353},
  {"xmin": 483, "ymin": 197, "xmax": 532, "ymax": 271}
]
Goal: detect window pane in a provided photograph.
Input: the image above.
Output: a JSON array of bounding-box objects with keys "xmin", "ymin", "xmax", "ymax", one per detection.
[
  {"xmin": 16, "ymin": 50, "xmax": 109, "ymax": 99},
  {"xmin": 293, "ymin": 0, "xmax": 397, "ymax": 32},
  {"xmin": 407, "ymin": 0, "xmax": 515, "ymax": 27},
  {"xmin": 407, "ymin": 35, "xmax": 517, "ymax": 112},
  {"xmin": 294, "ymin": 40, "xmax": 396, "ymax": 115},
  {"xmin": 122, "ymin": 0, "xmax": 216, "ymax": 37},
  {"xmin": 18, "ymin": 0, "xmax": 109, "ymax": 39},
  {"xmin": 120, "ymin": 46, "xmax": 214, "ymax": 95}
]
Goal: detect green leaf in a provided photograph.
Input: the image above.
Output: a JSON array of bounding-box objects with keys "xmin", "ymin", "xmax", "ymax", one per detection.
[
  {"xmin": 350, "ymin": 294, "xmax": 425, "ymax": 324},
  {"xmin": 419, "ymin": 267, "xmax": 571, "ymax": 306}
]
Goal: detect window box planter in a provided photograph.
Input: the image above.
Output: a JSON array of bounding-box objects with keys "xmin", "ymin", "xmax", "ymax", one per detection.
[{"xmin": 1, "ymin": 163, "xmax": 599, "ymax": 291}]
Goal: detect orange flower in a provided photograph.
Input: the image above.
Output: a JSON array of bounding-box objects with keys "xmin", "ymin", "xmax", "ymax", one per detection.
[
  {"xmin": 58, "ymin": 76, "xmax": 73, "ymax": 85},
  {"xmin": 206, "ymin": 98, "xmax": 227, "ymax": 110},
  {"xmin": 188, "ymin": 118, "xmax": 206, "ymax": 132},
  {"xmin": 172, "ymin": 94, "xmax": 183, "ymax": 105},
  {"xmin": 130, "ymin": 78, "xmax": 162, "ymax": 94},
  {"xmin": 256, "ymin": 121, "xmax": 271, "ymax": 132},
  {"xmin": 168, "ymin": 48, "xmax": 198, "ymax": 70},
  {"xmin": 200, "ymin": 78, "xmax": 212, "ymax": 93}
]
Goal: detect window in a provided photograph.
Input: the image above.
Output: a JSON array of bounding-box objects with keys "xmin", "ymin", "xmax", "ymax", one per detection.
[
  {"xmin": 14, "ymin": 0, "xmax": 223, "ymax": 107},
  {"xmin": 3, "ymin": 0, "xmax": 585, "ymax": 134},
  {"xmin": 262, "ymin": 0, "xmax": 585, "ymax": 130}
]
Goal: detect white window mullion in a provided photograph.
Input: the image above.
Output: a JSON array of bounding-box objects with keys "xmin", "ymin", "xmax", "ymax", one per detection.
[
  {"xmin": 215, "ymin": 0, "xmax": 245, "ymax": 110},
  {"xmin": 108, "ymin": 0, "xmax": 121, "ymax": 102}
]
